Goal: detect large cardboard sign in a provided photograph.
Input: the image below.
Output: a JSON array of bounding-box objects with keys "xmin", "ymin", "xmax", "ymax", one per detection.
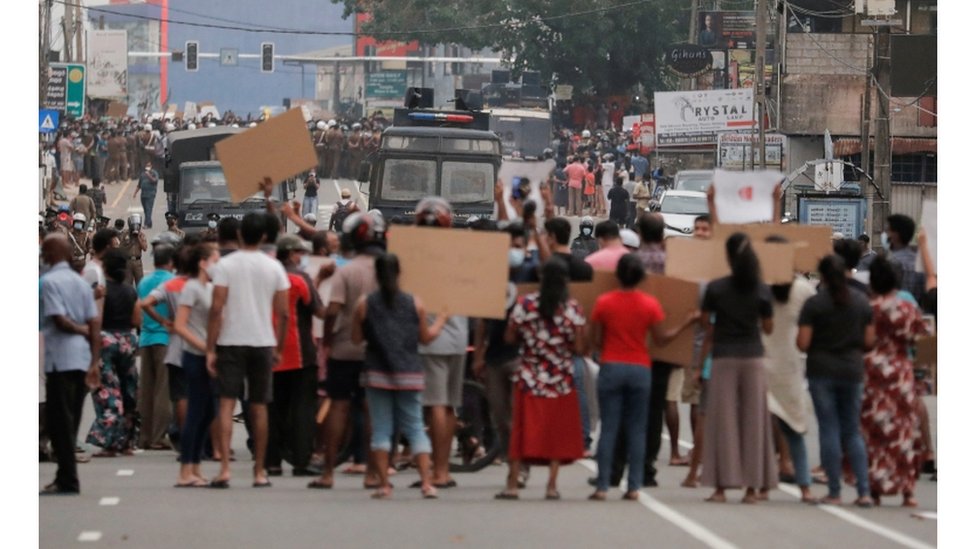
[
  {"xmin": 712, "ymin": 169, "xmax": 784, "ymax": 224},
  {"xmin": 664, "ymin": 237, "xmax": 794, "ymax": 284},
  {"xmin": 712, "ymin": 223, "xmax": 833, "ymax": 273},
  {"xmin": 106, "ymin": 101, "xmax": 128, "ymax": 118},
  {"xmin": 387, "ymin": 226, "xmax": 511, "ymax": 319},
  {"xmin": 516, "ymin": 271, "xmax": 699, "ymax": 365},
  {"xmin": 215, "ymin": 108, "xmax": 318, "ymax": 204},
  {"xmin": 917, "ymin": 199, "xmax": 936, "ymax": 273}
]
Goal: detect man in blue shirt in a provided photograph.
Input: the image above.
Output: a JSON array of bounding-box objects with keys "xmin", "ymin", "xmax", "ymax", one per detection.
[
  {"xmin": 630, "ymin": 152, "xmax": 649, "ymax": 181},
  {"xmin": 40, "ymin": 234, "xmax": 100, "ymax": 495},
  {"xmin": 137, "ymin": 245, "xmax": 176, "ymax": 450}
]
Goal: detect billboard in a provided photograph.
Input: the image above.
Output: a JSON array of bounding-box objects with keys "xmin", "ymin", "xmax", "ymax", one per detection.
[
  {"xmin": 697, "ymin": 11, "xmax": 774, "ymax": 50},
  {"xmin": 87, "ymin": 30, "xmax": 128, "ymax": 99},
  {"xmin": 716, "ymin": 132, "xmax": 786, "ymax": 171},
  {"xmin": 653, "ymin": 89, "xmax": 755, "ymax": 146},
  {"xmin": 365, "ymin": 71, "xmax": 407, "ymax": 99},
  {"xmin": 355, "ymin": 12, "xmax": 420, "ymax": 63},
  {"xmin": 46, "ymin": 63, "xmax": 86, "ymax": 118}
]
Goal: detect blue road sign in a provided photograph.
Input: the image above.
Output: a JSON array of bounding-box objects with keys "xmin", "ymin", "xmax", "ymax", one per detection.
[{"xmin": 39, "ymin": 109, "xmax": 60, "ymax": 133}]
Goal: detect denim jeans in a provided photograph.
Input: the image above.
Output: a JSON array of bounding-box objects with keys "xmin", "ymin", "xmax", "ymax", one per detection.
[
  {"xmin": 808, "ymin": 377, "xmax": 869, "ymax": 498},
  {"xmin": 776, "ymin": 417, "xmax": 811, "ymax": 488},
  {"xmin": 364, "ymin": 388, "xmax": 431, "ymax": 455},
  {"xmin": 302, "ymin": 196, "xmax": 319, "ymax": 218},
  {"xmin": 141, "ymin": 193, "xmax": 156, "ymax": 228},
  {"xmin": 596, "ymin": 362, "xmax": 652, "ymax": 492},
  {"xmin": 572, "ymin": 355, "xmax": 592, "ymax": 450},
  {"xmin": 179, "ymin": 352, "xmax": 215, "ymax": 465}
]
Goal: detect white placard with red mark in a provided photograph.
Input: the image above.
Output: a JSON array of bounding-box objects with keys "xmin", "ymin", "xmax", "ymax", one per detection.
[{"xmin": 712, "ymin": 169, "xmax": 784, "ymax": 224}]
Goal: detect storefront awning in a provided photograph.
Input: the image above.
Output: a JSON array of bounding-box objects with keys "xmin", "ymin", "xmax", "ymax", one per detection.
[{"xmin": 833, "ymin": 137, "xmax": 937, "ymax": 156}]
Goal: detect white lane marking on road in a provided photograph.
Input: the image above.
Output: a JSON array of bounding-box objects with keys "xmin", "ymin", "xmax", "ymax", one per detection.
[
  {"xmin": 77, "ymin": 531, "xmax": 102, "ymax": 542},
  {"xmin": 578, "ymin": 460, "xmax": 737, "ymax": 549},
  {"xmin": 99, "ymin": 497, "xmax": 120, "ymax": 506},
  {"xmin": 109, "ymin": 179, "xmax": 132, "ymax": 209},
  {"xmin": 777, "ymin": 483, "xmax": 935, "ymax": 549},
  {"xmin": 116, "ymin": 469, "xmax": 134, "ymax": 476}
]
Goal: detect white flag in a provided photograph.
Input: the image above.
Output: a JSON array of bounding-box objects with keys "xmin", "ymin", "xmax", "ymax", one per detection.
[{"xmin": 712, "ymin": 169, "xmax": 784, "ymax": 224}]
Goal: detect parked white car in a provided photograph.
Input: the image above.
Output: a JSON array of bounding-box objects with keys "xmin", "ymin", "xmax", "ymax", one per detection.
[
  {"xmin": 674, "ymin": 169, "xmax": 714, "ymax": 193},
  {"xmin": 655, "ymin": 190, "xmax": 709, "ymax": 238}
]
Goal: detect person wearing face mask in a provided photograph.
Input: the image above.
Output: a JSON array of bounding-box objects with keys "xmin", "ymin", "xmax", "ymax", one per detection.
[
  {"xmin": 132, "ymin": 162, "xmax": 160, "ymax": 229},
  {"xmin": 120, "ymin": 215, "xmax": 148, "ymax": 285},
  {"xmin": 201, "ymin": 213, "xmax": 220, "ymax": 242},
  {"xmin": 69, "ymin": 213, "xmax": 91, "ymax": 265},
  {"xmin": 570, "ymin": 217, "xmax": 599, "ymax": 260},
  {"xmin": 171, "ymin": 242, "xmax": 221, "ymax": 486}
]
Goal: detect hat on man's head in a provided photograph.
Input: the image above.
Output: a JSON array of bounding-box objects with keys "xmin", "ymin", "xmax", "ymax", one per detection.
[
  {"xmin": 340, "ymin": 188, "xmax": 352, "ymax": 199},
  {"xmin": 165, "ymin": 211, "xmax": 178, "ymax": 220},
  {"xmin": 276, "ymin": 234, "xmax": 311, "ymax": 253}
]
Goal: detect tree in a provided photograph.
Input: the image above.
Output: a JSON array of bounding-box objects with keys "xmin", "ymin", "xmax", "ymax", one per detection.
[{"xmin": 334, "ymin": 0, "xmax": 686, "ymax": 97}]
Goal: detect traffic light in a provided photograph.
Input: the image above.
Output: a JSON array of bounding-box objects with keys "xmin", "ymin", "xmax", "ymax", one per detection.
[
  {"xmin": 261, "ymin": 42, "xmax": 274, "ymax": 73},
  {"xmin": 185, "ymin": 41, "xmax": 198, "ymax": 72}
]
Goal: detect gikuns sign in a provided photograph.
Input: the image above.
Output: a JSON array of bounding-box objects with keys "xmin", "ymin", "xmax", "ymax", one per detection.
[
  {"xmin": 665, "ymin": 44, "xmax": 712, "ymax": 77},
  {"xmin": 653, "ymin": 89, "xmax": 755, "ymax": 146}
]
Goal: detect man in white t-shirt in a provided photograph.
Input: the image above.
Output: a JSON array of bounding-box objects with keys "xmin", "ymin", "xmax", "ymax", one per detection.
[
  {"xmin": 82, "ymin": 228, "xmax": 121, "ymax": 313},
  {"xmin": 206, "ymin": 212, "xmax": 290, "ymax": 488}
]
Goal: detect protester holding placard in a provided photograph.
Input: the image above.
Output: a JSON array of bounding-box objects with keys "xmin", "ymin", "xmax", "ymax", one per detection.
[
  {"xmin": 495, "ymin": 258, "xmax": 586, "ymax": 501},
  {"xmin": 700, "ymin": 233, "xmax": 778, "ymax": 504},
  {"xmin": 352, "ymin": 253, "xmax": 448, "ymax": 499},
  {"xmin": 588, "ymin": 254, "xmax": 697, "ymax": 501}
]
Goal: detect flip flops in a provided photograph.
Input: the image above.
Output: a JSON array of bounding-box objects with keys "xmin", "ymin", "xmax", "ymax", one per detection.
[
  {"xmin": 174, "ymin": 481, "xmax": 208, "ymax": 488},
  {"xmin": 252, "ymin": 480, "xmax": 272, "ymax": 488},
  {"xmin": 307, "ymin": 479, "xmax": 333, "ymax": 490},
  {"xmin": 208, "ymin": 479, "xmax": 230, "ymax": 489},
  {"xmin": 494, "ymin": 491, "xmax": 519, "ymax": 500}
]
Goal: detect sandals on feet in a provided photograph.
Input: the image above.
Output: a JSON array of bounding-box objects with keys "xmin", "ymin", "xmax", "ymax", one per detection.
[
  {"xmin": 622, "ymin": 491, "xmax": 640, "ymax": 501},
  {"xmin": 421, "ymin": 486, "xmax": 438, "ymax": 499},
  {"xmin": 494, "ymin": 491, "xmax": 519, "ymax": 500},
  {"xmin": 705, "ymin": 493, "xmax": 727, "ymax": 503},
  {"xmin": 587, "ymin": 492, "xmax": 607, "ymax": 501},
  {"xmin": 307, "ymin": 479, "xmax": 333, "ymax": 490},
  {"xmin": 545, "ymin": 490, "xmax": 561, "ymax": 501},
  {"xmin": 370, "ymin": 485, "xmax": 393, "ymax": 499}
]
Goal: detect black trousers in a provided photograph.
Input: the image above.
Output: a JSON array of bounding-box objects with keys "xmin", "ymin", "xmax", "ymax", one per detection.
[
  {"xmin": 267, "ymin": 367, "xmax": 316, "ymax": 470},
  {"xmin": 610, "ymin": 362, "xmax": 677, "ymax": 485},
  {"xmin": 45, "ymin": 370, "xmax": 88, "ymax": 492}
]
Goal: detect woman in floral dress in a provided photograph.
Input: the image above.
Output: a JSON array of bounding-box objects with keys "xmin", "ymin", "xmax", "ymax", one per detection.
[
  {"xmin": 86, "ymin": 248, "xmax": 141, "ymax": 456},
  {"xmin": 863, "ymin": 256, "xmax": 933, "ymax": 507},
  {"xmin": 496, "ymin": 257, "xmax": 586, "ymax": 500}
]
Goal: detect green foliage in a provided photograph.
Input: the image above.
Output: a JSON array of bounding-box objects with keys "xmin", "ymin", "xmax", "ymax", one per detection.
[{"xmin": 335, "ymin": 0, "xmax": 687, "ymax": 96}]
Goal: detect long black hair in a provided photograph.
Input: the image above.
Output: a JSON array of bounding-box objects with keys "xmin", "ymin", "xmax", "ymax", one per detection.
[
  {"xmin": 818, "ymin": 254, "xmax": 850, "ymax": 307},
  {"xmin": 725, "ymin": 232, "xmax": 761, "ymax": 293},
  {"xmin": 374, "ymin": 253, "xmax": 401, "ymax": 308},
  {"xmin": 538, "ymin": 257, "xmax": 570, "ymax": 320}
]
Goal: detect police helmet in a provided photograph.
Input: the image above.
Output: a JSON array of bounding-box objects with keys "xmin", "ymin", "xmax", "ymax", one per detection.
[
  {"xmin": 581, "ymin": 130, "xmax": 591, "ymax": 139},
  {"xmin": 580, "ymin": 216, "xmax": 595, "ymax": 228},
  {"xmin": 342, "ymin": 211, "xmax": 386, "ymax": 250},
  {"xmin": 316, "ymin": 120, "xmax": 327, "ymax": 130},
  {"xmin": 72, "ymin": 212, "xmax": 87, "ymax": 224},
  {"xmin": 414, "ymin": 197, "xmax": 453, "ymax": 228},
  {"xmin": 352, "ymin": 123, "xmax": 362, "ymax": 131}
]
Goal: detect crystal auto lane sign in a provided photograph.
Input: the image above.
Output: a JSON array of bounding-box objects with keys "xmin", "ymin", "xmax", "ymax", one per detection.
[{"xmin": 46, "ymin": 63, "xmax": 86, "ymax": 118}]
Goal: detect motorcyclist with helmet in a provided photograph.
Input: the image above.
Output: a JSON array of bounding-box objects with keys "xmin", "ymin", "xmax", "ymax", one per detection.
[{"xmin": 570, "ymin": 216, "xmax": 599, "ymax": 259}]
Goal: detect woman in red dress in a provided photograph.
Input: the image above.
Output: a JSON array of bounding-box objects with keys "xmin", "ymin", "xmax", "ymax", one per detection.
[
  {"xmin": 863, "ymin": 256, "xmax": 933, "ymax": 507},
  {"xmin": 496, "ymin": 257, "xmax": 586, "ymax": 500}
]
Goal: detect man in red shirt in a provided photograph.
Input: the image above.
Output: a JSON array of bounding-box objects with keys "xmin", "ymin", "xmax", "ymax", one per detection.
[
  {"xmin": 564, "ymin": 156, "xmax": 586, "ymax": 217},
  {"xmin": 266, "ymin": 235, "xmax": 323, "ymax": 477}
]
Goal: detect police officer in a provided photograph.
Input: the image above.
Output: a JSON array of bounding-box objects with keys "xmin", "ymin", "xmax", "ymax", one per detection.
[
  {"xmin": 164, "ymin": 211, "xmax": 185, "ymax": 240},
  {"xmin": 68, "ymin": 213, "xmax": 91, "ymax": 263},
  {"xmin": 121, "ymin": 213, "xmax": 148, "ymax": 285},
  {"xmin": 312, "ymin": 120, "xmax": 329, "ymax": 178},
  {"xmin": 570, "ymin": 216, "xmax": 599, "ymax": 259},
  {"xmin": 325, "ymin": 120, "xmax": 343, "ymax": 179},
  {"xmin": 200, "ymin": 212, "xmax": 220, "ymax": 241},
  {"xmin": 95, "ymin": 215, "xmax": 111, "ymax": 231}
]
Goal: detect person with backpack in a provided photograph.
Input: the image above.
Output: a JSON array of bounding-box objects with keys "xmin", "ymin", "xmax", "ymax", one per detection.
[{"xmin": 329, "ymin": 188, "xmax": 360, "ymax": 232}]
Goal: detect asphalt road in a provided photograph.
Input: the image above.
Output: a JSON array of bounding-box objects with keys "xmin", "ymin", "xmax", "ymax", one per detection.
[{"xmin": 41, "ymin": 178, "xmax": 937, "ymax": 548}]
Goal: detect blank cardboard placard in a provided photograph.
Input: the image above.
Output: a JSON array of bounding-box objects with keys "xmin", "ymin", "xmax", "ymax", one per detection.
[
  {"xmin": 215, "ymin": 108, "xmax": 318, "ymax": 204},
  {"xmin": 917, "ymin": 200, "xmax": 936, "ymax": 273},
  {"xmin": 106, "ymin": 101, "xmax": 127, "ymax": 118},
  {"xmin": 642, "ymin": 275, "xmax": 700, "ymax": 366},
  {"xmin": 516, "ymin": 271, "xmax": 617, "ymax": 318},
  {"xmin": 664, "ymin": 237, "xmax": 794, "ymax": 284},
  {"xmin": 713, "ymin": 223, "xmax": 832, "ymax": 273},
  {"xmin": 387, "ymin": 226, "xmax": 511, "ymax": 319}
]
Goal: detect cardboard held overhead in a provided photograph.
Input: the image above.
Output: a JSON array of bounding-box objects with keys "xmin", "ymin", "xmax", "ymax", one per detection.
[
  {"xmin": 387, "ymin": 226, "xmax": 511, "ymax": 320},
  {"xmin": 711, "ymin": 223, "xmax": 833, "ymax": 273},
  {"xmin": 712, "ymin": 169, "xmax": 784, "ymax": 224},
  {"xmin": 916, "ymin": 199, "xmax": 936, "ymax": 273},
  {"xmin": 516, "ymin": 271, "xmax": 700, "ymax": 366},
  {"xmin": 214, "ymin": 108, "xmax": 318, "ymax": 204},
  {"xmin": 106, "ymin": 101, "xmax": 128, "ymax": 118},
  {"xmin": 664, "ymin": 237, "xmax": 795, "ymax": 285}
]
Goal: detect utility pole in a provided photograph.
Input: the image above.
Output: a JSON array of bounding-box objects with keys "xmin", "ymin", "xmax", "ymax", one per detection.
[
  {"xmin": 860, "ymin": 51, "xmax": 873, "ymax": 236},
  {"xmin": 755, "ymin": 0, "xmax": 767, "ymax": 169},
  {"xmin": 332, "ymin": 60, "xmax": 341, "ymax": 115},
  {"xmin": 684, "ymin": 0, "xmax": 699, "ymax": 92},
  {"xmin": 871, "ymin": 26, "xmax": 892, "ymax": 249},
  {"xmin": 75, "ymin": 0, "xmax": 84, "ymax": 64},
  {"xmin": 62, "ymin": 11, "xmax": 72, "ymax": 63},
  {"xmin": 40, "ymin": 0, "xmax": 53, "ymax": 104}
]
